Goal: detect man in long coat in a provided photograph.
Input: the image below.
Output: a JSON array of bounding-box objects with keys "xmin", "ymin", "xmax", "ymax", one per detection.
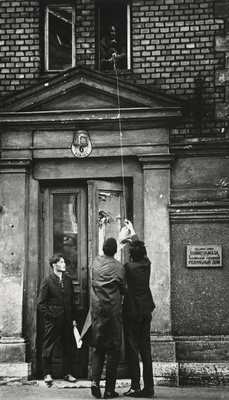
[
  {"xmin": 37, "ymin": 253, "xmax": 77, "ymax": 384},
  {"xmin": 90, "ymin": 237, "xmax": 127, "ymax": 399},
  {"xmin": 122, "ymin": 221, "xmax": 155, "ymax": 398}
]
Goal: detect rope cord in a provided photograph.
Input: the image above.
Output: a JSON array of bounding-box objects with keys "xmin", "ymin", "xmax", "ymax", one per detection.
[{"xmin": 113, "ymin": 56, "xmax": 127, "ymax": 220}]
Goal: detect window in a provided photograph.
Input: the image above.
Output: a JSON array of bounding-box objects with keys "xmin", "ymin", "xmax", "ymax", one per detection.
[
  {"xmin": 44, "ymin": 5, "xmax": 76, "ymax": 72},
  {"xmin": 97, "ymin": 0, "xmax": 131, "ymax": 71}
]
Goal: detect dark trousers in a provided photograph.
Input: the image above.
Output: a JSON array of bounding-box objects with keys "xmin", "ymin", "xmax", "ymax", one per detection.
[
  {"xmin": 123, "ymin": 315, "xmax": 154, "ymax": 390},
  {"xmin": 91, "ymin": 347, "xmax": 121, "ymax": 392},
  {"xmin": 42, "ymin": 315, "xmax": 75, "ymax": 377}
]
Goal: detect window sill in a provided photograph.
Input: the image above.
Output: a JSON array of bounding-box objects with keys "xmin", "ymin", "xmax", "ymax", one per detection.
[
  {"xmin": 100, "ymin": 69, "xmax": 133, "ymax": 75},
  {"xmin": 39, "ymin": 68, "xmax": 133, "ymax": 81}
]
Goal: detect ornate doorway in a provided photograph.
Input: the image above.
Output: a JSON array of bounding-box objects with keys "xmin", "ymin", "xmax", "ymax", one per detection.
[{"xmin": 37, "ymin": 180, "xmax": 132, "ymax": 378}]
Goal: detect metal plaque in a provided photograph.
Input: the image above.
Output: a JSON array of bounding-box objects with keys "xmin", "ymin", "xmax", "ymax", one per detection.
[{"xmin": 187, "ymin": 245, "xmax": 222, "ymax": 268}]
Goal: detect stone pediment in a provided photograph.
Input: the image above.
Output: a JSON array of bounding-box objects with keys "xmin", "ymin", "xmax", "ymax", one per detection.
[{"xmin": 0, "ymin": 66, "xmax": 182, "ymax": 112}]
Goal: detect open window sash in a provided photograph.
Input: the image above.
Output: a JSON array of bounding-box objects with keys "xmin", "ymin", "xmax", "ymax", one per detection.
[{"xmin": 44, "ymin": 5, "xmax": 76, "ymax": 72}]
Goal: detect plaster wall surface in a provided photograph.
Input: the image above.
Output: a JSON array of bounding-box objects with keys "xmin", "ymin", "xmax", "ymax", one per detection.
[{"xmin": 171, "ymin": 222, "xmax": 229, "ymax": 336}]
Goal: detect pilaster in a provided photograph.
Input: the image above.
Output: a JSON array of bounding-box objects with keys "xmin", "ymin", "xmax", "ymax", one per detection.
[
  {"xmin": 0, "ymin": 159, "xmax": 31, "ymax": 379},
  {"xmin": 138, "ymin": 154, "xmax": 178, "ymax": 385}
]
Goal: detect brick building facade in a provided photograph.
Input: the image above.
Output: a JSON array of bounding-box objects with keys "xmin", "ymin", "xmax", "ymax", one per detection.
[
  {"xmin": 0, "ymin": 1, "xmax": 228, "ymax": 138},
  {"xmin": 0, "ymin": 0, "xmax": 229, "ymax": 386}
]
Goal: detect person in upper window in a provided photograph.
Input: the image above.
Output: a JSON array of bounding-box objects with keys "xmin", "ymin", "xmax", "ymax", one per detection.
[{"xmin": 100, "ymin": 25, "xmax": 127, "ymax": 71}]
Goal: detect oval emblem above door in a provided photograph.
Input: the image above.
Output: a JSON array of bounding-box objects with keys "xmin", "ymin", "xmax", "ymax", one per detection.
[{"xmin": 71, "ymin": 130, "xmax": 92, "ymax": 158}]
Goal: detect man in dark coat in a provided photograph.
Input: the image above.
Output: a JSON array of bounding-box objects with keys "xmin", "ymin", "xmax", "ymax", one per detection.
[
  {"xmin": 90, "ymin": 238, "xmax": 128, "ymax": 399},
  {"xmin": 122, "ymin": 221, "xmax": 155, "ymax": 398},
  {"xmin": 37, "ymin": 253, "xmax": 77, "ymax": 384}
]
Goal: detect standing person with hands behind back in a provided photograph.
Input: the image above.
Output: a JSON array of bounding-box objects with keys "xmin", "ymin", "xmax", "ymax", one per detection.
[
  {"xmin": 37, "ymin": 253, "xmax": 77, "ymax": 385},
  {"xmin": 122, "ymin": 221, "xmax": 155, "ymax": 398}
]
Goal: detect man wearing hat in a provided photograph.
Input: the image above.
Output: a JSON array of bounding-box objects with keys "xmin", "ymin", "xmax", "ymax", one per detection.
[{"xmin": 90, "ymin": 237, "xmax": 127, "ymax": 399}]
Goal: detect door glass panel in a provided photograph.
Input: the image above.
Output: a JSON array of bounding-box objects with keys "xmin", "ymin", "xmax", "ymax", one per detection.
[
  {"xmin": 98, "ymin": 190, "xmax": 122, "ymax": 261},
  {"xmin": 53, "ymin": 194, "xmax": 78, "ymax": 279},
  {"xmin": 39, "ymin": 187, "xmax": 88, "ymax": 379}
]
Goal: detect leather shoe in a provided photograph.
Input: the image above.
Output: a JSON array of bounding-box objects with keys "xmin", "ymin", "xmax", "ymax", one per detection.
[
  {"xmin": 104, "ymin": 391, "xmax": 119, "ymax": 399},
  {"xmin": 91, "ymin": 381, "xmax": 102, "ymax": 399},
  {"xmin": 44, "ymin": 374, "xmax": 53, "ymax": 384},
  {"xmin": 124, "ymin": 388, "xmax": 141, "ymax": 397},
  {"xmin": 138, "ymin": 387, "xmax": 154, "ymax": 398},
  {"xmin": 64, "ymin": 374, "xmax": 77, "ymax": 382}
]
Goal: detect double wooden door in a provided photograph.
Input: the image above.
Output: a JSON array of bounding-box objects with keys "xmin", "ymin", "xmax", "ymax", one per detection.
[{"xmin": 37, "ymin": 180, "xmax": 131, "ymax": 378}]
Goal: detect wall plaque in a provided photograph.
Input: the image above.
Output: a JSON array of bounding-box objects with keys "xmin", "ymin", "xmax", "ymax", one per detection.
[
  {"xmin": 71, "ymin": 130, "xmax": 92, "ymax": 158},
  {"xmin": 187, "ymin": 245, "xmax": 222, "ymax": 268}
]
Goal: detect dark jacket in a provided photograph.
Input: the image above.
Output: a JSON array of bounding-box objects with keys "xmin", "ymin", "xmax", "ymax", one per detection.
[
  {"xmin": 91, "ymin": 254, "xmax": 127, "ymax": 350},
  {"xmin": 37, "ymin": 271, "xmax": 76, "ymax": 326},
  {"xmin": 122, "ymin": 235, "xmax": 155, "ymax": 319}
]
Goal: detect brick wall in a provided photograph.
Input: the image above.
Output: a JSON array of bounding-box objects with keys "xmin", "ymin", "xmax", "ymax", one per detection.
[
  {"xmin": 75, "ymin": 0, "xmax": 96, "ymax": 67},
  {"xmin": 0, "ymin": 0, "xmax": 227, "ymax": 142},
  {"xmin": 0, "ymin": 0, "xmax": 40, "ymax": 96},
  {"xmin": 215, "ymin": 0, "xmax": 229, "ymax": 138},
  {"xmin": 130, "ymin": 0, "xmax": 226, "ymax": 140}
]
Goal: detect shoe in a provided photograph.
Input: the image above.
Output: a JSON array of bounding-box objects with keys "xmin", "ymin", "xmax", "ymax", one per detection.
[
  {"xmin": 91, "ymin": 381, "xmax": 102, "ymax": 399},
  {"xmin": 124, "ymin": 388, "xmax": 141, "ymax": 397},
  {"xmin": 44, "ymin": 374, "xmax": 53, "ymax": 383},
  {"xmin": 138, "ymin": 388, "xmax": 154, "ymax": 398},
  {"xmin": 64, "ymin": 374, "xmax": 77, "ymax": 382},
  {"xmin": 104, "ymin": 391, "xmax": 119, "ymax": 399}
]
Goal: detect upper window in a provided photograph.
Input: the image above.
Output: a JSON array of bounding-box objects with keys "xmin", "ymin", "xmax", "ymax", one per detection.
[
  {"xmin": 44, "ymin": 5, "xmax": 76, "ymax": 72},
  {"xmin": 97, "ymin": 0, "xmax": 131, "ymax": 71},
  {"xmin": 43, "ymin": 1, "xmax": 131, "ymax": 73}
]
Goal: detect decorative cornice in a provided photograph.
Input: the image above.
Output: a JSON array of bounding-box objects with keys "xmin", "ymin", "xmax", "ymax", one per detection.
[
  {"xmin": 0, "ymin": 108, "xmax": 181, "ymax": 130},
  {"xmin": 169, "ymin": 202, "xmax": 229, "ymax": 223},
  {"xmin": 138, "ymin": 153, "xmax": 175, "ymax": 170},
  {"xmin": 0, "ymin": 159, "xmax": 31, "ymax": 174}
]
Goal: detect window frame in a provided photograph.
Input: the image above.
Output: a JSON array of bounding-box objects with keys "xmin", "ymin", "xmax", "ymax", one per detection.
[
  {"xmin": 96, "ymin": 0, "xmax": 132, "ymax": 72},
  {"xmin": 44, "ymin": 3, "xmax": 76, "ymax": 73}
]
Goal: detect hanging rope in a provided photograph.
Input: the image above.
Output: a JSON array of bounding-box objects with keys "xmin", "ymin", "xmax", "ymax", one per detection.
[{"xmin": 113, "ymin": 54, "xmax": 127, "ymax": 220}]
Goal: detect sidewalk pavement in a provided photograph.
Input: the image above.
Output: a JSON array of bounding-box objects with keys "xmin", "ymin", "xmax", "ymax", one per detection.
[{"xmin": 0, "ymin": 379, "xmax": 228, "ymax": 400}]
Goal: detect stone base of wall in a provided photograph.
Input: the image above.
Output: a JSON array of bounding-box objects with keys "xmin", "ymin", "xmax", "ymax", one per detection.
[
  {"xmin": 0, "ymin": 338, "xmax": 27, "ymax": 363},
  {"xmin": 0, "ymin": 338, "xmax": 31, "ymax": 381},
  {"xmin": 179, "ymin": 362, "xmax": 229, "ymax": 386},
  {"xmin": 0, "ymin": 362, "xmax": 229, "ymax": 386},
  {"xmin": 151, "ymin": 336, "xmax": 176, "ymax": 362},
  {"xmin": 152, "ymin": 362, "xmax": 229, "ymax": 387},
  {"xmin": 0, "ymin": 363, "xmax": 31, "ymax": 382},
  {"xmin": 1, "ymin": 336, "xmax": 229, "ymax": 386},
  {"xmin": 152, "ymin": 362, "xmax": 179, "ymax": 386},
  {"xmin": 175, "ymin": 336, "xmax": 229, "ymax": 363},
  {"xmin": 150, "ymin": 335, "xmax": 229, "ymax": 386}
]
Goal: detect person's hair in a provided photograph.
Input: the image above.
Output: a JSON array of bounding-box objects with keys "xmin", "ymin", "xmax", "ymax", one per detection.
[
  {"xmin": 49, "ymin": 253, "xmax": 64, "ymax": 268},
  {"xmin": 129, "ymin": 240, "xmax": 147, "ymax": 262},
  {"xmin": 103, "ymin": 238, "xmax": 117, "ymax": 256}
]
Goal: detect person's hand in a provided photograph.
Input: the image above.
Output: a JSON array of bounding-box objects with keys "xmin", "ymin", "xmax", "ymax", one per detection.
[
  {"xmin": 73, "ymin": 320, "xmax": 77, "ymax": 327},
  {"xmin": 124, "ymin": 220, "xmax": 135, "ymax": 236}
]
